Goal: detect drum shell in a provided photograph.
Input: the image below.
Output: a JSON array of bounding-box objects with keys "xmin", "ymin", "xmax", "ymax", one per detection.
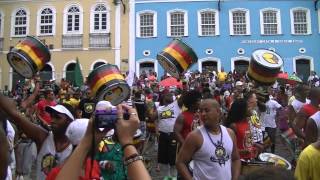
[
  {"xmin": 88, "ymin": 64, "xmax": 130, "ymax": 105},
  {"xmin": 7, "ymin": 36, "xmax": 51, "ymax": 78},
  {"xmin": 157, "ymin": 39, "xmax": 198, "ymax": 78},
  {"xmin": 241, "ymin": 160, "xmax": 273, "ymax": 175}
]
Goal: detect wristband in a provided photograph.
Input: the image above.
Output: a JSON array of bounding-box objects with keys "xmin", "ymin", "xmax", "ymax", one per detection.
[
  {"xmin": 124, "ymin": 155, "xmax": 143, "ymax": 166},
  {"xmin": 124, "ymin": 153, "xmax": 139, "ymax": 161},
  {"xmin": 122, "ymin": 143, "xmax": 134, "ymax": 151}
]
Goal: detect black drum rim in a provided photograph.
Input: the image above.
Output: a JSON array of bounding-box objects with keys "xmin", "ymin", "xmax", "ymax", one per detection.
[
  {"xmin": 157, "ymin": 54, "xmax": 182, "ymax": 79},
  {"xmin": 7, "ymin": 51, "xmax": 36, "ymax": 79}
]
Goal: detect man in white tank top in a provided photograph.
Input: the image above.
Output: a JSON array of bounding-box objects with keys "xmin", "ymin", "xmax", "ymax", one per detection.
[{"xmin": 176, "ymin": 99, "xmax": 240, "ymax": 180}]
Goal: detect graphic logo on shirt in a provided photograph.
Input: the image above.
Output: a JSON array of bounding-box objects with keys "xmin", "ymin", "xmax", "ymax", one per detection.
[
  {"xmin": 250, "ymin": 112, "xmax": 261, "ymax": 128},
  {"xmin": 210, "ymin": 141, "xmax": 230, "ymax": 166},
  {"xmin": 244, "ymin": 130, "xmax": 253, "ymax": 148},
  {"xmin": 160, "ymin": 109, "xmax": 174, "ymax": 119},
  {"xmin": 84, "ymin": 103, "xmax": 95, "ymax": 113},
  {"xmin": 41, "ymin": 153, "xmax": 57, "ymax": 175}
]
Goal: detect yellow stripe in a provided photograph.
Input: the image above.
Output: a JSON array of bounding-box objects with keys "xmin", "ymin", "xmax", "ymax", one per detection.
[
  {"xmin": 248, "ymin": 67, "xmax": 276, "ymax": 83},
  {"xmin": 164, "ymin": 47, "xmax": 188, "ymax": 70},
  {"xmin": 15, "ymin": 43, "xmax": 43, "ymax": 70},
  {"xmin": 92, "ymin": 74, "xmax": 125, "ymax": 95}
]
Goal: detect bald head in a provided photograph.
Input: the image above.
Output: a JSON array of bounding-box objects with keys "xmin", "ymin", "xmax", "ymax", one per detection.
[
  {"xmin": 309, "ymin": 87, "xmax": 320, "ymax": 103},
  {"xmin": 201, "ymin": 99, "xmax": 220, "ymax": 109}
]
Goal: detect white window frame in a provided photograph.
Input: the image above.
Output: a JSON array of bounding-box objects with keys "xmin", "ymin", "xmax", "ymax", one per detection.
[
  {"xmin": 167, "ymin": 9, "xmax": 188, "ymax": 37},
  {"xmin": 136, "ymin": 10, "xmax": 157, "ymax": 38},
  {"xmin": 229, "ymin": 8, "xmax": 251, "ymax": 36},
  {"xmin": 290, "ymin": 7, "xmax": 311, "ymax": 35},
  {"xmin": 11, "ymin": 7, "xmax": 30, "ymax": 37},
  {"xmin": 197, "ymin": 8, "xmax": 219, "ymax": 36},
  {"xmin": 63, "ymin": 4, "xmax": 83, "ymax": 35},
  {"xmin": 90, "ymin": 3, "xmax": 110, "ymax": 34},
  {"xmin": 0, "ymin": 11, "xmax": 4, "ymax": 38},
  {"xmin": 260, "ymin": 8, "xmax": 282, "ymax": 35},
  {"xmin": 37, "ymin": 6, "xmax": 56, "ymax": 36}
]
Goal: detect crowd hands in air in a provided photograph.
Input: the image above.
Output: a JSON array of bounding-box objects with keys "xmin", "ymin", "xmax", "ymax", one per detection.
[{"xmin": 0, "ymin": 69, "xmax": 320, "ymax": 180}]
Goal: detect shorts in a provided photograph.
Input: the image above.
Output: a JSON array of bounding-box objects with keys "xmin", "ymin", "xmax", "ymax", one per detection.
[
  {"xmin": 157, "ymin": 132, "xmax": 177, "ymax": 166},
  {"xmin": 139, "ymin": 121, "xmax": 146, "ymax": 140}
]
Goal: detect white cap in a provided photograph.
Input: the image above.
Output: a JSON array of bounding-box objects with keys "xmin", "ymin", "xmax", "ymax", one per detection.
[
  {"xmin": 65, "ymin": 118, "xmax": 89, "ymax": 145},
  {"xmin": 235, "ymin": 81, "xmax": 243, "ymax": 86},
  {"xmin": 46, "ymin": 104, "xmax": 75, "ymax": 121},
  {"xmin": 96, "ymin": 101, "xmax": 114, "ymax": 111},
  {"xmin": 224, "ymin": 91, "xmax": 230, "ymax": 96}
]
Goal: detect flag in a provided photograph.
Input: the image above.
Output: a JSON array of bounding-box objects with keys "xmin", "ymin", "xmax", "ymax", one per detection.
[{"xmin": 74, "ymin": 57, "xmax": 83, "ymax": 87}]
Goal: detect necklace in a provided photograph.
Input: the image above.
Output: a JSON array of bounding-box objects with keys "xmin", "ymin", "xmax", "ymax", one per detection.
[{"xmin": 205, "ymin": 126, "xmax": 230, "ymax": 166}]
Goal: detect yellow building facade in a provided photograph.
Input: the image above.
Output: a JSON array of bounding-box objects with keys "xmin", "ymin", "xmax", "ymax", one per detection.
[{"xmin": 0, "ymin": 0, "xmax": 129, "ymax": 90}]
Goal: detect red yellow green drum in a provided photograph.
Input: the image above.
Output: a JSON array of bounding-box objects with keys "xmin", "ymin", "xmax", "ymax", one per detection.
[
  {"xmin": 7, "ymin": 36, "xmax": 51, "ymax": 78},
  {"xmin": 157, "ymin": 39, "xmax": 198, "ymax": 78},
  {"xmin": 87, "ymin": 64, "xmax": 130, "ymax": 105},
  {"xmin": 248, "ymin": 49, "xmax": 283, "ymax": 85}
]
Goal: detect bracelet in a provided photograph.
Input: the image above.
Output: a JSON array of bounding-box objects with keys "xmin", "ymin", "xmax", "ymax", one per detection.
[
  {"xmin": 124, "ymin": 155, "xmax": 143, "ymax": 166},
  {"xmin": 124, "ymin": 153, "xmax": 139, "ymax": 161},
  {"xmin": 122, "ymin": 143, "xmax": 134, "ymax": 151}
]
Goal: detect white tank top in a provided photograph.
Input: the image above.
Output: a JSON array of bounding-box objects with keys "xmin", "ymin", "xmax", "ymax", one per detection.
[
  {"xmin": 291, "ymin": 99, "xmax": 305, "ymax": 113},
  {"xmin": 192, "ymin": 125, "xmax": 233, "ymax": 180},
  {"xmin": 36, "ymin": 132, "xmax": 72, "ymax": 180},
  {"xmin": 310, "ymin": 111, "xmax": 320, "ymax": 139}
]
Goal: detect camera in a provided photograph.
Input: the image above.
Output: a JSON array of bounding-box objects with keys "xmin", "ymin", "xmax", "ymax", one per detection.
[{"xmin": 94, "ymin": 101, "xmax": 129, "ymax": 129}]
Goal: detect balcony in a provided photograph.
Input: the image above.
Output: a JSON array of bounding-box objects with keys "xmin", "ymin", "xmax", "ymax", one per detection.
[
  {"xmin": 62, "ymin": 34, "xmax": 83, "ymax": 49},
  {"xmin": 0, "ymin": 38, "xmax": 3, "ymax": 51},
  {"xmin": 89, "ymin": 33, "xmax": 111, "ymax": 48}
]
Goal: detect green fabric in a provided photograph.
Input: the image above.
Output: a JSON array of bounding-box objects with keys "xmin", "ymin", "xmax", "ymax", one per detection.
[
  {"xmin": 74, "ymin": 58, "xmax": 83, "ymax": 87},
  {"xmin": 95, "ymin": 142, "xmax": 127, "ymax": 180}
]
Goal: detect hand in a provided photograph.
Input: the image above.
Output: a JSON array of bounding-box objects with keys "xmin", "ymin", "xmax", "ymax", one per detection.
[
  {"xmin": 116, "ymin": 104, "xmax": 140, "ymax": 146},
  {"xmin": 82, "ymin": 118, "xmax": 109, "ymax": 148},
  {"xmin": 105, "ymin": 161, "xmax": 115, "ymax": 172}
]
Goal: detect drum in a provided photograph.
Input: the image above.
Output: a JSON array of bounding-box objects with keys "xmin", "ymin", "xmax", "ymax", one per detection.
[
  {"xmin": 248, "ymin": 49, "xmax": 283, "ymax": 85},
  {"xmin": 7, "ymin": 36, "xmax": 51, "ymax": 79},
  {"xmin": 241, "ymin": 160, "xmax": 273, "ymax": 175},
  {"xmin": 259, "ymin": 153, "xmax": 292, "ymax": 170},
  {"xmin": 87, "ymin": 64, "xmax": 130, "ymax": 105},
  {"xmin": 157, "ymin": 39, "xmax": 198, "ymax": 78}
]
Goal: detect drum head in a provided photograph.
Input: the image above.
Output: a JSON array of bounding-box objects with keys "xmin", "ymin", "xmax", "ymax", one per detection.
[
  {"xmin": 251, "ymin": 49, "xmax": 283, "ymax": 69},
  {"xmin": 157, "ymin": 54, "xmax": 180, "ymax": 78},
  {"xmin": 259, "ymin": 153, "xmax": 291, "ymax": 170},
  {"xmin": 7, "ymin": 52, "xmax": 35, "ymax": 78},
  {"xmin": 96, "ymin": 82, "xmax": 130, "ymax": 106}
]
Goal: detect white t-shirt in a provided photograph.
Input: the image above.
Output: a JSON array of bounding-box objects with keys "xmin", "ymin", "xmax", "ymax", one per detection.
[
  {"xmin": 261, "ymin": 100, "xmax": 282, "ymax": 129},
  {"xmin": 36, "ymin": 132, "xmax": 72, "ymax": 180},
  {"xmin": 157, "ymin": 100, "xmax": 181, "ymax": 133}
]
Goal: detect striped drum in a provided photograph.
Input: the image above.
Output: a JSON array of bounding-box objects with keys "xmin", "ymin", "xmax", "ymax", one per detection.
[
  {"xmin": 157, "ymin": 39, "xmax": 198, "ymax": 78},
  {"xmin": 88, "ymin": 64, "xmax": 130, "ymax": 105},
  {"xmin": 7, "ymin": 36, "xmax": 51, "ymax": 79},
  {"xmin": 248, "ymin": 49, "xmax": 283, "ymax": 85}
]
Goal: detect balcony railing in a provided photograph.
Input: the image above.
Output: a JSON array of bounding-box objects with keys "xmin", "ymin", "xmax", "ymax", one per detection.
[
  {"xmin": 89, "ymin": 33, "xmax": 111, "ymax": 48},
  {"xmin": 0, "ymin": 38, "xmax": 3, "ymax": 51},
  {"xmin": 62, "ymin": 34, "xmax": 83, "ymax": 49}
]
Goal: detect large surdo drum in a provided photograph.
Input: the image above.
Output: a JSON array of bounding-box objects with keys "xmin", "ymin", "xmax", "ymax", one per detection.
[{"xmin": 7, "ymin": 36, "xmax": 51, "ymax": 79}]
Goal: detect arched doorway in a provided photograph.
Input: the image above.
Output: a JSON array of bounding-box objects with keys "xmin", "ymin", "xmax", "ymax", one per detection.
[
  {"xmin": 140, "ymin": 62, "xmax": 155, "ymax": 76},
  {"xmin": 234, "ymin": 60, "xmax": 249, "ymax": 75},
  {"xmin": 65, "ymin": 63, "xmax": 76, "ymax": 85},
  {"xmin": 93, "ymin": 62, "xmax": 106, "ymax": 70},
  {"xmin": 202, "ymin": 61, "xmax": 218, "ymax": 73},
  {"xmin": 296, "ymin": 59, "xmax": 310, "ymax": 83},
  {"xmin": 39, "ymin": 64, "xmax": 53, "ymax": 81}
]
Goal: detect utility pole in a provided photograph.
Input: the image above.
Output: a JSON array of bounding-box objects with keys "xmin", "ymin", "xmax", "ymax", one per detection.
[{"xmin": 114, "ymin": 0, "xmax": 121, "ymax": 69}]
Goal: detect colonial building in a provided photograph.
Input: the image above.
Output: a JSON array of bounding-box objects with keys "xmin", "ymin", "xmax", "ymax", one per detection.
[
  {"xmin": 0, "ymin": 0, "xmax": 129, "ymax": 90},
  {"xmin": 132, "ymin": 0, "xmax": 320, "ymax": 82}
]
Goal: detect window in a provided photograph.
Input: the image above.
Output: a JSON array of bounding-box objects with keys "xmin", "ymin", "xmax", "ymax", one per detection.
[
  {"xmin": 290, "ymin": 8, "xmax": 311, "ymax": 35},
  {"xmin": 198, "ymin": 9, "xmax": 219, "ymax": 36},
  {"xmin": 0, "ymin": 12, "xmax": 3, "ymax": 37},
  {"xmin": 229, "ymin": 9, "xmax": 250, "ymax": 35},
  {"xmin": 63, "ymin": 4, "xmax": 83, "ymax": 34},
  {"xmin": 260, "ymin": 9, "xmax": 281, "ymax": 35},
  {"xmin": 90, "ymin": 4, "xmax": 110, "ymax": 33},
  {"xmin": 11, "ymin": 8, "xmax": 29, "ymax": 37},
  {"xmin": 136, "ymin": 10, "xmax": 157, "ymax": 38},
  {"xmin": 37, "ymin": 7, "xmax": 56, "ymax": 36},
  {"xmin": 167, "ymin": 9, "xmax": 188, "ymax": 37}
]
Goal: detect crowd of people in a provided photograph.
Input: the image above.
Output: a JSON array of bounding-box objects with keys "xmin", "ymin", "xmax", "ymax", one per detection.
[{"xmin": 0, "ymin": 68, "xmax": 319, "ymax": 180}]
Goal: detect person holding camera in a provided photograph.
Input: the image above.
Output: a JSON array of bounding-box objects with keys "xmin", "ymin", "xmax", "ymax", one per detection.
[{"xmin": 55, "ymin": 103, "xmax": 151, "ymax": 180}]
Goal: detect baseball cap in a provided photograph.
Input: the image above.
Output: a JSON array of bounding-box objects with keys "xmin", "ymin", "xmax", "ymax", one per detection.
[
  {"xmin": 45, "ymin": 104, "xmax": 75, "ymax": 121},
  {"xmin": 65, "ymin": 118, "xmax": 89, "ymax": 145}
]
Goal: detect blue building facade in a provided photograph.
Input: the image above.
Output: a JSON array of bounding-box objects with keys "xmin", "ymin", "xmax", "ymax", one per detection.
[{"xmin": 133, "ymin": 0, "xmax": 320, "ymax": 82}]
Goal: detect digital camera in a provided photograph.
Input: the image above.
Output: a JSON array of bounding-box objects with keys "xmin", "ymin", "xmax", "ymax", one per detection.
[{"xmin": 95, "ymin": 107, "xmax": 129, "ymax": 129}]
